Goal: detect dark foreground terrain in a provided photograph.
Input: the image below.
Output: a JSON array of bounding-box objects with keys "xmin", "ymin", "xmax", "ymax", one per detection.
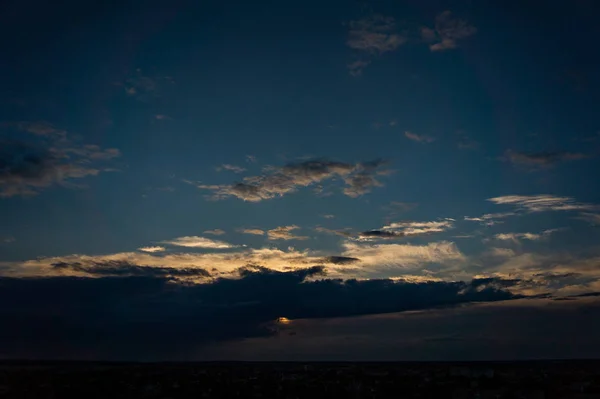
[{"xmin": 1, "ymin": 360, "xmax": 600, "ymax": 398}]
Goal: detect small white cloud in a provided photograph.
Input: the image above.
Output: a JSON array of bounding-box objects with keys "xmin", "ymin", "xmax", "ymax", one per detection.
[
  {"xmin": 488, "ymin": 195, "xmax": 599, "ymax": 213},
  {"xmin": 161, "ymin": 236, "xmax": 238, "ymax": 249},
  {"xmin": 238, "ymin": 228, "xmax": 265, "ymax": 236},
  {"xmin": 216, "ymin": 164, "xmax": 246, "ymax": 173},
  {"xmin": 321, "ymin": 214, "xmax": 335, "ymax": 219},
  {"xmin": 404, "ymin": 131, "xmax": 435, "ymax": 143},
  {"xmin": 138, "ymin": 246, "xmax": 166, "ymax": 253}
]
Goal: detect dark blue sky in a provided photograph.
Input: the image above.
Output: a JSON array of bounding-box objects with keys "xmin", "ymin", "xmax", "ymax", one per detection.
[{"xmin": 1, "ymin": 0, "xmax": 600, "ymax": 360}]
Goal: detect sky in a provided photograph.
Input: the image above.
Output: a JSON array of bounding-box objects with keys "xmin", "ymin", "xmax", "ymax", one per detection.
[{"xmin": 1, "ymin": 0, "xmax": 600, "ymax": 361}]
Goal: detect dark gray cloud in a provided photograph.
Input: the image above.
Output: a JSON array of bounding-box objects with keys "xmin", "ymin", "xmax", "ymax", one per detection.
[
  {"xmin": 504, "ymin": 149, "xmax": 588, "ymax": 169},
  {"xmin": 51, "ymin": 260, "xmax": 211, "ymax": 279},
  {"xmin": 193, "ymin": 158, "xmax": 391, "ymax": 202},
  {"xmin": 318, "ymin": 256, "xmax": 361, "ymax": 265},
  {"xmin": 359, "ymin": 230, "xmax": 405, "ymax": 239},
  {"xmin": 0, "ymin": 124, "xmax": 120, "ymax": 197},
  {"xmin": 0, "ymin": 266, "xmax": 522, "ymax": 360}
]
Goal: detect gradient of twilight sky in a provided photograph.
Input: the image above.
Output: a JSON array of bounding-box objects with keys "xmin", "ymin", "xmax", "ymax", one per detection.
[{"xmin": 1, "ymin": 0, "xmax": 600, "ymax": 361}]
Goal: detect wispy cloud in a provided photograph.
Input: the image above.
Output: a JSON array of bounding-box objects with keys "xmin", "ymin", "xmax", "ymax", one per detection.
[
  {"xmin": 355, "ymin": 220, "xmax": 454, "ymax": 242},
  {"xmin": 487, "ymin": 195, "xmax": 599, "ymax": 213},
  {"xmin": 464, "ymin": 212, "xmax": 516, "ymax": 226},
  {"xmin": 404, "ymin": 131, "xmax": 435, "ymax": 143},
  {"xmin": 0, "ymin": 123, "xmax": 121, "ymax": 198},
  {"xmin": 246, "ymin": 155, "xmax": 257, "ymax": 163},
  {"xmin": 314, "ymin": 226, "xmax": 353, "ymax": 238},
  {"xmin": 154, "ymin": 114, "xmax": 171, "ymax": 120},
  {"xmin": 423, "ymin": 11, "xmax": 477, "ymax": 51},
  {"xmin": 346, "ymin": 15, "xmax": 406, "ymax": 75},
  {"xmin": 123, "ymin": 69, "xmax": 174, "ymax": 102},
  {"xmin": 137, "ymin": 246, "xmax": 166, "ymax": 253},
  {"xmin": 191, "ymin": 158, "xmax": 391, "ymax": 202},
  {"xmin": 504, "ymin": 149, "xmax": 588, "ymax": 169},
  {"xmin": 238, "ymin": 228, "xmax": 265, "ymax": 236},
  {"xmin": 267, "ymin": 225, "xmax": 309, "ymax": 241},
  {"xmin": 216, "ymin": 164, "xmax": 246, "ymax": 173},
  {"xmin": 321, "ymin": 214, "xmax": 335, "ymax": 219},
  {"xmin": 347, "ymin": 15, "xmax": 406, "ymax": 54},
  {"xmin": 204, "ymin": 229, "xmax": 226, "ymax": 236},
  {"xmin": 160, "ymin": 236, "xmax": 238, "ymax": 249},
  {"xmin": 576, "ymin": 213, "xmax": 600, "ymax": 225},
  {"xmin": 347, "ymin": 60, "xmax": 371, "ymax": 77}
]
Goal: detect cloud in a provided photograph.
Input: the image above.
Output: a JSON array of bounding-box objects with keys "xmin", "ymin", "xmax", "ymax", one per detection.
[
  {"xmin": 346, "ymin": 15, "xmax": 406, "ymax": 76},
  {"xmin": 246, "ymin": 155, "xmax": 257, "ymax": 163},
  {"xmin": 267, "ymin": 225, "xmax": 309, "ymax": 241},
  {"xmin": 0, "ymin": 126, "xmax": 121, "ymax": 198},
  {"xmin": 504, "ymin": 149, "xmax": 588, "ymax": 169},
  {"xmin": 154, "ymin": 114, "xmax": 171, "ymax": 120},
  {"xmin": 381, "ymin": 220, "xmax": 454, "ymax": 236},
  {"xmin": 384, "ymin": 201, "xmax": 418, "ymax": 213},
  {"xmin": 0, "ymin": 268, "xmax": 521, "ymax": 360},
  {"xmin": 456, "ymin": 132, "xmax": 480, "ymax": 150},
  {"xmin": 424, "ymin": 11, "xmax": 477, "ymax": 51},
  {"xmin": 358, "ymin": 230, "xmax": 405, "ymax": 240},
  {"xmin": 192, "ymin": 158, "xmax": 391, "ymax": 202},
  {"xmin": 340, "ymin": 240, "xmax": 465, "ymax": 278},
  {"xmin": 13, "ymin": 121, "xmax": 67, "ymax": 139},
  {"xmin": 137, "ymin": 246, "xmax": 166, "ymax": 253},
  {"xmin": 494, "ymin": 232, "xmax": 544, "ymax": 243},
  {"xmin": 204, "ymin": 229, "xmax": 226, "ymax": 236},
  {"xmin": 464, "ymin": 212, "xmax": 516, "ymax": 226},
  {"xmin": 577, "ymin": 213, "xmax": 600, "ymax": 225},
  {"xmin": 51, "ymin": 260, "xmax": 210, "ymax": 279},
  {"xmin": 487, "ymin": 195, "xmax": 599, "ymax": 213},
  {"xmin": 317, "ymin": 256, "xmax": 361, "ymax": 265},
  {"xmin": 160, "ymin": 236, "xmax": 238, "ymax": 249},
  {"xmin": 238, "ymin": 228, "xmax": 265, "ymax": 236},
  {"xmin": 321, "ymin": 214, "xmax": 335, "ymax": 219},
  {"xmin": 347, "ymin": 15, "xmax": 406, "ymax": 54},
  {"xmin": 124, "ymin": 69, "xmax": 174, "ymax": 101},
  {"xmin": 404, "ymin": 131, "xmax": 435, "ymax": 143},
  {"xmin": 314, "ymin": 226, "xmax": 353, "ymax": 238},
  {"xmin": 347, "ymin": 60, "xmax": 371, "ymax": 77},
  {"xmin": 216, "ymin": 164, "xmax": 246, "ymax": 173}
]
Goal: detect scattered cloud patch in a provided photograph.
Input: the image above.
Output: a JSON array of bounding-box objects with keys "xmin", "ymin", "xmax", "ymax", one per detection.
[
  {"xmin": 487, "ymin": 195, "xmax": 599, "ymax": 213},
  {"xmin": 161, "ymin": 236, "xmax": 238, "ymax": 249},
  {"xmin": 315, "ymin": 227, "xmax": 353, "ymax": 237},
  {"xmin": 347, "ymin": 15, "xmax": 406, "ymax": 54},
  {"xmin": 192, "ymin": 158, "xmax": 391, "ymax": 202},
  {"xmin": 154, "ymin": 114, "xmax": 171, "ymax": 120},
  {"xmin": 246, "ymin": 155, "xmax": 257, "ymax": 163},
  {"xmin": 347, "ymin": 60, "xmax": 372, "ymax": 77},
  {"xmin": 267, "ymin": 225, "xmax": 309, "ymax": 241},
  {"xmin": 216, "ymin": 164, "xmax": 246, "ymax": 173},
  {"xmin": 504, "ymin": 150, "xmax": 588, "ymax": 170},
  {"xmin": 404, "ymin": 131, "xmax": 434, "ymax": 143},
  {"xmin": 423, "ymin": 11, "xmax": 477, "ymax": 51},
  {"xmin": 138, "ymin": 246, "xmax": 166, "ymax": 253},
  {"xmin": 464, "ymin": 212, "xmax": 516, "ymax": 226},
  {"xmin": 321, "ymin": 214, "xmax": 335, "ymax": 219},
  {"xmin": 0, "ymin": 124, "xmax": 121, "ymax": 198},
  {"xmin": 204, "ymin": 229, "xmax": 226, "ymax": 236},
  {"xmin": 51, "ymin": 260, "xmax": 210, "ymax": 279}
]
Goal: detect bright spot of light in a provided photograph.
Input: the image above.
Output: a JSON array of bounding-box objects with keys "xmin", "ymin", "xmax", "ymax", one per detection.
[{"xmin": 277, "ymin": 317, "xmax": 291, "ymax": 324}]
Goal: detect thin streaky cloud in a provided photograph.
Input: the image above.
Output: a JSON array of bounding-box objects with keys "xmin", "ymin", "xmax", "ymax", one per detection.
[
  {"xmin": 204, "ymin": 229, "xmax": 226, "ymax": 236},
  {"xmin": 404, "ymin": 131, "xmax": 435, "ymax": 143},
  {"xmin": 216, "ymin": 164, "xmax": 246, "ymax": 173},
  {"xmin": 161, "ymin": 236, "xmax": 238, "ymax": 249},
  {"xmin": 238, "ymin": 228, "xmax": 266, "ymax": 236},
  {"xmin": 504, "ymin": 149, "xmax": 588, "ymax": 169},
  {"xmin": 487, "ymin": 195, "xmax": 599, "ymax": 213},
  {"xmin": 137, "ymin": 246, "xmax": 167, "ymax": 253}
]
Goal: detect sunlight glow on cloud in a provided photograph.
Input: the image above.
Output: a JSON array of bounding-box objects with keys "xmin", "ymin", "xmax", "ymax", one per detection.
[
  {"xmin": 161, "ymin": 236, "xmax": 238, "ymax": 249},
  {"xmin": 137, "ymin": 246, "xmax": 166, "ymax": 253},
  {"xmin": 487, "ymin": 195, "xmax": 599, "ymax": 213}
]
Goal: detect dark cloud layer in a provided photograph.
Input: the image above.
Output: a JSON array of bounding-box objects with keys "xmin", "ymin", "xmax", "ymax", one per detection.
[
  {"xmin": 51, "ymin": 260, "xmax": 211, "ymax": 278},
  {"xmin": 0, "ymin": 267, "xmax": 522, "ymax": 360}
]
